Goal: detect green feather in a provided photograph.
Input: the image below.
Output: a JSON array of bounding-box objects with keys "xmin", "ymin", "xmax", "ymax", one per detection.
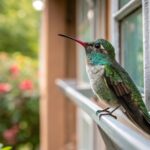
[
  {"xmin": 104, "ymin": 62, "xmax": 150, "ymax": 119},
  {"xmin": 99, "ymin": 39, "xmax": 115, "ymax": 59},
  {"xmin": 87, "ymin": 51, "xmax": 111, "ymax": 65},
  {"xmin": 84, "ymin": 37, "xmax": 150, "ymax": 133}
]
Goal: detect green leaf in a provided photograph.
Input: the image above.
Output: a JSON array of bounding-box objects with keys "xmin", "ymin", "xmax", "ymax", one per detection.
[{"xmin": 2, "ymin": 146, "xmax": 12, "ymax": 150}]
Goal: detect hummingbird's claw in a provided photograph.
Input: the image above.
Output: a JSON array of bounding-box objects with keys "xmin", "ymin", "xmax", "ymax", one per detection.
[
  {"xmin": 96, "ymin": 105, "xmax": 120, "ymax": 119},
  {"xmin": 96, "ymin": 106, "xmax": 120, "ymax": 119},
  {"xmin": 99, "ymin": 112, "xmax": 117, "ymax": 119},
  {"xmin": 96, "ymin": 107, "xmax": 110, "ymax": 115}
]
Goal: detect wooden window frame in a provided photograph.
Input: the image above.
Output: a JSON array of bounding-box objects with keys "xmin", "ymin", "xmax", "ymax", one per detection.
[{"xmin": 111, "ymin": 0, "xmax": 150, "ymax": 109}]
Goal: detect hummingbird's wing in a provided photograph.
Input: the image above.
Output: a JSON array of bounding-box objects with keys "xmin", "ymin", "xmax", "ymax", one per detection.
[{"xmin": 104, "ymin": 61, "xmax": 150, "ymax": 133}]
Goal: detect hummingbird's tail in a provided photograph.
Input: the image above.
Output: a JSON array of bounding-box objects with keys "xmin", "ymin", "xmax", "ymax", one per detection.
[
  {"xmin": 120, "ymin": 95, "xmax": 150, "ymax": 135},
  {"xmin": 127, "ymin": 110, "xmax": 150, "ymax": 135}
]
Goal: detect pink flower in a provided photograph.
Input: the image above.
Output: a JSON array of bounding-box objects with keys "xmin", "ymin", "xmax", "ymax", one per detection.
[
  {"xmin": 9, "ymin": 64, "xmax": 20, "ymax": 76},
  {"xmin": 19, "ymin": 80, "xmax": 33, "ymax": 91},
  {"xmin": 3, "ymin": 124, "xmax": 19, "ymax": 144},
  {"xmin": 0, "ymin": 83, "xmax": 11, "ymax": 93}
]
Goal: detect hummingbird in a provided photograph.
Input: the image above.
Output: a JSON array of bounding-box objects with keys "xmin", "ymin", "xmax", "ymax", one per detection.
[{"xmin": 58, "ymin": 34, "xmax": 150, "ymax": 134}]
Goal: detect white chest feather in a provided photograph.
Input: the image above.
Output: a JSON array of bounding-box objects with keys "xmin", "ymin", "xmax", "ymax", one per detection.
[
  {"xmin": 86, "ymin": 64, "xmax": 118, "ymax": 105},
  {"xmin": 86, "ymin": 64, "xmax": 105, "ymax": 97},
  {"xmin": 86, "ymin": 65, "xmax": 104, "ymax": 83}
]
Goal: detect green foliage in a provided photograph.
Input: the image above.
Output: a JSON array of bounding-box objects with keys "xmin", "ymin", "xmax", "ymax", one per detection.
[
  {"xmin": 0, "ymin": 1, "xmax": 40, "ymax": 149},
  {"xmin": 0, "ymin": 143, "xmax": 12, "ymax": 150},
  {"xmin": 0, "ymin": 53, "xmax": 39, "ymax": 150},
  {"xmin": 0, "ymin": 0, "xmax": 40, "ymax": 58},
  {"xmin": 2, "ymin": 146, "xmax": 12, "ymax": 150}
]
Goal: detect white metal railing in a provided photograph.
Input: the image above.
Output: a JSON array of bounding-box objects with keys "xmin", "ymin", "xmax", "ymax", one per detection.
[{"xmin": 56, "ymin": 79, "xmax": 150, "ymax": 150}]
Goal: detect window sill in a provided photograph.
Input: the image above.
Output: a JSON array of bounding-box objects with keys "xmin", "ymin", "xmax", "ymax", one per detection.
[{"xmin": 56, "ymin": 79, "xmax": 150, "ymax": 150}]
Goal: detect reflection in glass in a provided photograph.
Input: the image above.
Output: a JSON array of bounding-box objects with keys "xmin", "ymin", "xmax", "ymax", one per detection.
[
  {"xmin": 78, "ymin": 0, "xmax": 95, "ymax": 83},
  {"xmin": 121, "ymin": 8, "xmax": 143, "ymax": 89},
  {"xmin": 119, "ymin": 0, "xmax": 130, "ymax": 8}
]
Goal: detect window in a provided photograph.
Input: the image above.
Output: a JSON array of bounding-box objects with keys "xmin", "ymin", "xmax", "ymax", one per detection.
[
  {"xmin": 112, "ymin": 0, "xmax": 150, "ymax": 107},
  {"xmin": 77, "ymin": 0, "xmax": 96, "ymax": 149},
  {"xmin": 77, "ymin": 0, "xmax": 107, "ymax": 85},
  {"xmin": 77, "ymin": 0, "xmax": 95, "ymax": 84},
  {"xmin": 76, "ymin": 0, "xmax": 107, "ymax": 149},
  {"xmin": 121, "ymin": 8, "xmax": 143, "ymax": 90},
  {"xmin": 112, "ymin": 1, "xmax": 143, "ymax": 91},
  {"xmin": 119, "ymin": 0, "xmax": 131, "ymax": 8}
]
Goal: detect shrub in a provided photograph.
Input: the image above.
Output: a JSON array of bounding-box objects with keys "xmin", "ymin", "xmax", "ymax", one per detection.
[{"xmin": 0, "ymin": 52, "xmax": 39, "ymax": 149}]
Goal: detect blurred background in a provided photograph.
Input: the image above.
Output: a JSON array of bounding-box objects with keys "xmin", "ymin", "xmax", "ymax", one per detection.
[
  {"xmin": 0, "ymin": 0, "xmax": 41, "ymax": 149},
  {"xmin": 0, "ymin": 0, "xmax": 145, "ymax": 150}
]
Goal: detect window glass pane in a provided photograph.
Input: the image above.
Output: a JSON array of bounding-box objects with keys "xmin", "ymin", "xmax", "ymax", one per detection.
[
  {"xmin": 119, "ymin": 0, "xmax": 130, "ymax": 8},
  {"xmin": 77, "ymin": 0, "xmax": 95, "ymax": 84},
  {"xmin": 121, "ymin": 8, "xmax": 143, "ymax": 90}
]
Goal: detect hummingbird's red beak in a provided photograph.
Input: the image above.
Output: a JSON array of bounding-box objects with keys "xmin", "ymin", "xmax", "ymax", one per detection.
[{"xmin": 58, "ymin": 34, "xmax": 88, "ymax": 47}]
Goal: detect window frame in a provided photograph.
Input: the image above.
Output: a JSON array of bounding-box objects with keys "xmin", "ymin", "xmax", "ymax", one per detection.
[
  {"xmin": 111, "ymin": 0, "xmax": 150, "ymax": 109},
  {"xmin": 142, "ymin": 0, "xmax": 150, "ymax": 110}
]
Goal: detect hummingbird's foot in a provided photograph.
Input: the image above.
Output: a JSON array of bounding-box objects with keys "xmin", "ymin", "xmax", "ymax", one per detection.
[
  {"xmin": 110, "ymin": 105, "xmax": 120, "ymax": 113},
  {"xmin": 96, "ymin": 105, "xmax": 120, "ymax": 119},
  {"xmin": 96, "ymin": 107, "xmax": 110, "ymax": 115},
  {"xmin": 99, "ymin": 112, "xmax": 117, "ymax": 119}
]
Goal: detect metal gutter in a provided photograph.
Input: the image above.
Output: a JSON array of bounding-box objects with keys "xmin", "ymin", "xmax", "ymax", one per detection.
[{"xmin": 56, "ymin": 79, "xmax": 150, "ymax": 150}]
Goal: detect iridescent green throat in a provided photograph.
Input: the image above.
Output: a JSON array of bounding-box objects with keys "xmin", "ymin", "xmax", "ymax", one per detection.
[{"xmin": 87, "ymin": 51, "xmax": 111, "ymax": 65}]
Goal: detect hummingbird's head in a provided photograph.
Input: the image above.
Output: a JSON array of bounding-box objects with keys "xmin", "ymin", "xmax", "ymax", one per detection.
[{"xmin": 58, "ymin": 34, "xmax": 115, "ymax": 65}]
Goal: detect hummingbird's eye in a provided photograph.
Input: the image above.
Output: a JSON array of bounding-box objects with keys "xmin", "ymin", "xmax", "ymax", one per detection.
[{"xmin": 95, "ymin": 43, "xmax": 100, "ymax": 49}]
